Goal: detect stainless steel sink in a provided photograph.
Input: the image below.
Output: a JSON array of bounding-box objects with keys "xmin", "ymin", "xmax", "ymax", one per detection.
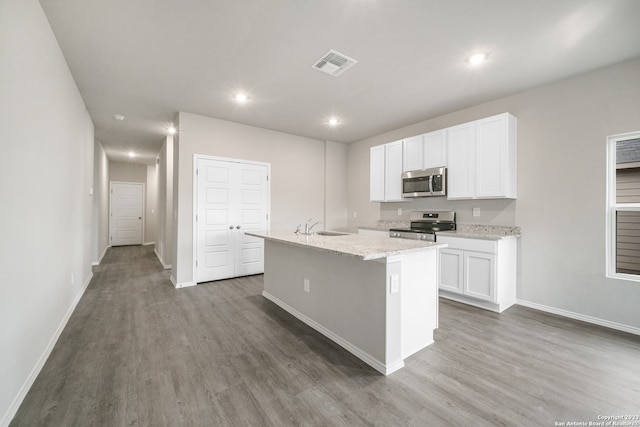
[{"xmin": 314, "ymin": 231, "xmax": 349, "ymax": 236}]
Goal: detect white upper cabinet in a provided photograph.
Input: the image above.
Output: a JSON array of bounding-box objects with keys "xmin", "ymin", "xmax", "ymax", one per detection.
[
  {"xmin": 402, "ymin": 135, "xmax": 424, "ymax": 172},
  {"xmin": 371, "ymin": 112, "xmax": 516, "ymax": 202},
  {"xmin": 384, "ymin": 140, "xmax": 404, "ymax": 201},
  {"xmin": 447, "ymin": 121, "xmax": 476, "ymax": 199},
  {"xmin": 402, "ymin": 131, "xmax": 447, "ymax": 172},
  {"xmin": 422, "ymin": 129, "xmax": 448, "ymax": 169},
  {"xmin": 370, "ymin": 140, "xmax": 404, "ymax": 202},
  {"xmin": 475, "ymin": 113, "xmax": 517, "ymax": 198},
  {"xmin": 448, "ymin": 113, "xmax": 517, "ymax": 200}
]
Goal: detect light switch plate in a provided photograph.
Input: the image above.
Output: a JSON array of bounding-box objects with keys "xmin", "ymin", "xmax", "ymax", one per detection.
[{"xmin": 390, "ymin": 274, "xmax": 400, "ymax": 293}]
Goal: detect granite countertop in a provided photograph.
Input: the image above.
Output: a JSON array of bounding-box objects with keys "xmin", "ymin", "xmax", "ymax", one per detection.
[
  {"xmin": 437, "ymin": 224, "xmax": 521, "ymax": 240},
  {"xmin": 246, "ymin": 230, "xmax": 446, "ymax": 261}
]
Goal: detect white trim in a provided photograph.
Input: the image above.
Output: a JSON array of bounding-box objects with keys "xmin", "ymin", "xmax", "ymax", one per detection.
[
  {"xmin": 143, "ymin": 241, "xmax": 155, "ymax": 246},
  {"xmin": 192, "ymin": 154, "xmax": 271, "ymax": 285},
  {"xmin": 91, "ymin": 245, "xmax": 110, "ymax": 266},
  {"xmin": 1, "ymin": 272, "xmax": 93, "ymax": 427},
  {"xmin": 516, "ymin": 299, "xmax": 640, "ymax": 336},
  {"xmin": 605, "ymin": 131, "xmax": 640, "ymax": 280},
  {"xmin": 170, "ymin": 275, "xmax": 196, "ymax": 289},
  {"xmin": 262, "ymin": 290, "xmax": 404, "ymax": 376},
  {"xmin": 153, "ymin": 248, "xmax": 172, "ymax": 270}
]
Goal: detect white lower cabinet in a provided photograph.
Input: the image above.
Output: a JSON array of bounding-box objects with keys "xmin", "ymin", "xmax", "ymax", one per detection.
[{"xmin": 438, "ymin": 235, "xmax": 516, "ymax": 313}]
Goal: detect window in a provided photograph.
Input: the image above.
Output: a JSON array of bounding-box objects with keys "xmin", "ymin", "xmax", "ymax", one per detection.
[{"xmin": 607, "ymin": 131, "xmax": 640, "ymax": 280}]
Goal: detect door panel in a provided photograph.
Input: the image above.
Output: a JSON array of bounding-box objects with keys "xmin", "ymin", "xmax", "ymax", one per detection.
[
  {"xmin": 196, "ymin": 158, "xmax": 269, "ymax": 283},
  {"xmin": 464, "ymin": 252, "xmax": 496, "ymax": 301},
  {"xmin": 197, "ymin": 160, "xmax": 235, "ymax": 282},
  {"xmin": 236, "ymin": 163, "xmax": 268, "ymax": 276},
  {"xmin": 110, "ymin": 182, "xmax": 143, "ymax": 246}
]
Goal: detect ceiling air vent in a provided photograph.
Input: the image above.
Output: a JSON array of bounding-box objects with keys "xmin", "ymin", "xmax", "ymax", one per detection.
[{"xmin": 312, "ymin": 49, "xmax": 357, "ymax": 77}]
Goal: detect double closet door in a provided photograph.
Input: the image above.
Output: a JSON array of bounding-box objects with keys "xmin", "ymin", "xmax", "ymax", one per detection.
[{"xmin": 196, "ymin": 157, "xmax": 270, "ymax": 283}]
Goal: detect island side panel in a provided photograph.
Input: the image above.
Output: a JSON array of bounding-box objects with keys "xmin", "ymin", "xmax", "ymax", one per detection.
[
  {"xmin": 262, "ymin": 240, "xmax": 396, "ymax": 372},
  {"xmin": 399, "ymin": 249, "xmax": 438, "ymax": 359}
]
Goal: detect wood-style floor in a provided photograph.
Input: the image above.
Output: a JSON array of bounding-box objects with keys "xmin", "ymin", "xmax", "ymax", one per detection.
[{"xmin": 11, "ymin": 245, "xmax": 640, "ymax": 426}]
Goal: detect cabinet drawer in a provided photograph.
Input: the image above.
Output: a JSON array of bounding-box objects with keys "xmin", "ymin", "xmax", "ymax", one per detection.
[{"xmin": 437, "ymin": 236, "xmax": 497, "ymax": 253}]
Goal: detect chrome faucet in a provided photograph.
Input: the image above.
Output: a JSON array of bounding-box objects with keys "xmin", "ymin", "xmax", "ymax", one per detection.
[{"xmin": 304, "ymin": 219, "xmax": 322, "ymax": 235}]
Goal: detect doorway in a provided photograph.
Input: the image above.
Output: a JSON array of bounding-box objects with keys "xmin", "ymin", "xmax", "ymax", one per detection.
[
  {"xmin": 194, "ymin": 156, "xmax": 270, "ymax": 283},
  {"xmin": 109, "ymin": 181, "xmax": 145, "ymax": 246}
]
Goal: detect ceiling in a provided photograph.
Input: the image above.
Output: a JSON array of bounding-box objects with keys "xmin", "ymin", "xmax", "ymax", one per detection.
[{"xmin": 39, "ymin": 0, "xmax": 640, "ymax": 165}]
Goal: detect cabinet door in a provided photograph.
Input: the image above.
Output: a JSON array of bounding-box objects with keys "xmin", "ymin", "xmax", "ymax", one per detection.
[
  {"xmin": 439, "ymin": 249, "xmax": 464, "ymax": 293},
  {"xmin": 370, "ymin": 145, "xmax": 385, "ymax": 201},
  {"xmin": 447, "ymin": 121, "xmax": 476, "ymax": 199},
  {"xmin": 476, "ymin": 114, "xmax": 510, "ymax": 198},
  {"xmin": 464, "ymin": 251, "xmax": 496, "ymax": 302},
  {"xmin": 423, "ymin": 129, "xmax": 447, "ymax": 169},
  {"xmin": 403, "ymin": 135, "xmax": 424, "ymax": 172},
  {"xmin": 384, "ymin": 140, "xmax": 404, "ymax": 201}
]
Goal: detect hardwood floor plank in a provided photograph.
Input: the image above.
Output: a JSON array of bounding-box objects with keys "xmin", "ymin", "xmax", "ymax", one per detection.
[{"xmin": 9, "ymin": 245, "xmax": 640, "ymax": 426}]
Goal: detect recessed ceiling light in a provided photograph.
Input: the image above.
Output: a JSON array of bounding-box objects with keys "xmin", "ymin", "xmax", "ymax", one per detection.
[
  {"xmin": 234, "ymin": 93, "xmax": 249, "ymax": 103},
  {"xmin": 328, "ymin": 117, "xmax": 340, "ymax": 126},
  {"xmin": 468, "ymin": 52, "xmax": 489, "ymax": 66},
  {"xmin": 113, "ymin": 114, "xmax": 125, "ymax": 121},
  {"xmin": 168, "ymin": 126, "xmax": 177, "ymax": 135},
  {"xmin": 128, "ymin": 151, "xmax": 136, "ymax": 158}
]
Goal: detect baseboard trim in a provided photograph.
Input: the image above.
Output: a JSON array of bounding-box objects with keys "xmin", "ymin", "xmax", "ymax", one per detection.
[
  {"xmin": 153, "ymin": 248, "xmax": 172, "ymax": 270},
  {"xmin": 516, "ymin": 299, "xmax": 640, "ymax": 336},
  {"xmin": 143, "ymin": 241, "xmax": 155, "ymax": 246},
  {"xmin": 91, "ymin": 245, "xmax": 110, "ymax": 266},
  {"xmin": 1, "ymin": 272, "xmax": 93, "ymax": 427},
  {"xmin": 262, "ymin": 291, "xmax": 403, "ymax": 376},
  {"xmin": 170, "ymin": 275, "xmax": 196, "ymax": 289}
]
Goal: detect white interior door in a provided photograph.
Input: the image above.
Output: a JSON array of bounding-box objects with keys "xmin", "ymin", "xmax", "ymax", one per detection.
[
  {"xmin": 110, "ymin": 182, "xmax": 144, "ymax": 246},
  {"xmin": 236, "ymin": 163, "xmax": 269, "ymax": 276},
  {"xmin": 196, "ymin": 157, "xmax": 269, "ymax": 283}
]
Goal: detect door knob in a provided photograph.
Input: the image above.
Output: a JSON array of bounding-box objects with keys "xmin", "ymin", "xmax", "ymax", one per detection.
[{"xmin": 138, "ymin": 217, "xmax": 141, "ymax": 220}]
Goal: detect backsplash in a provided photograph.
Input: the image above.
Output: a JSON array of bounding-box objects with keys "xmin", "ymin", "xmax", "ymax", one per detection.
[{"xmin": 455, "ymin": 223, "xmax": 521, "ymax": 236}]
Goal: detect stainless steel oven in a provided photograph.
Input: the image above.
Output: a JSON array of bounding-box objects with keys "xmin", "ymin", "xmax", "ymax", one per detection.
[{"xmin": 389, "ymin": 210, "xmax": 456, "ymax": 241}]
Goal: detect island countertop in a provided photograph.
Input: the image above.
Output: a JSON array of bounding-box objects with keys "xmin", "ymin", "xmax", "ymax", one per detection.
[{"xmin": 246, "ymin": 230, "xmax": 446, "ymax": 261}]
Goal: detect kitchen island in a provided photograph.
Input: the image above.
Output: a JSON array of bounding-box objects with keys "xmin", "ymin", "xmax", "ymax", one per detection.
[{"xmin": 246, "ymin": 231, "xmax": 446, "ymax": 375}]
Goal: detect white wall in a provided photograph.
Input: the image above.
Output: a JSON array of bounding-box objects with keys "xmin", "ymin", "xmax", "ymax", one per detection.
[
  {"xmin": 93, "ymin": 141, "xmax": 110, "ymax": 263},
  {"xmin": 172, "ymin": 112, "xmax": 348, "ymax": 286},
  {"xmin": 154, "ymin": 136, "xmax": 174, "ymax": 269},
  {"xmin": 145, "ymin": 163, "xmax": 157, "ymax": 245},
  {"xmin": 0, "ymin": 0, "xmax": 95, "ymax": 424},
  {"xmin": 325, "ymin": 141, "xmax": 349, "ymax": 231},
  {"xmin": 347, "ymin": 57, "xmax": 640, "ymax": 332},
  {"xmin": 109, "ymin": 160, "xmax": 147, "ymax": 182}
]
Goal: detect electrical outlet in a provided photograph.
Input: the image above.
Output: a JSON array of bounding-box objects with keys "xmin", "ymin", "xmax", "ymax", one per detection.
[
  {"xmin": 353, "ymin": 211, "xmax": 358, "ymax": 218},
  {"xmin": 473, "ymin": 207, "xmax": 481, "ymax": 217},
  {"xmin": 304, "ymin": 278, "xmax": 310, "ymax": 293},
  {"xmin": 397, "ymin": 208, "xmax": 402, "ymax": 216}
]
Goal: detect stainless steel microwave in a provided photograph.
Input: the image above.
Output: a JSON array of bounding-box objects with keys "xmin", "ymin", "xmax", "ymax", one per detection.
[{"xmin": 402, "ymin": 167, "xmax": 447, "ymax": 197}]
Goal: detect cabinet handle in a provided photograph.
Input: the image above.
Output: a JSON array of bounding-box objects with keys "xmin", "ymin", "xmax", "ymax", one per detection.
[
  {"xmin": 236, "ymin": 225, "xmax": 241, "ymax": 229},
  {"xmin": 229, "ymin": 225, "xmax": 234, "ymax": 229}
]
